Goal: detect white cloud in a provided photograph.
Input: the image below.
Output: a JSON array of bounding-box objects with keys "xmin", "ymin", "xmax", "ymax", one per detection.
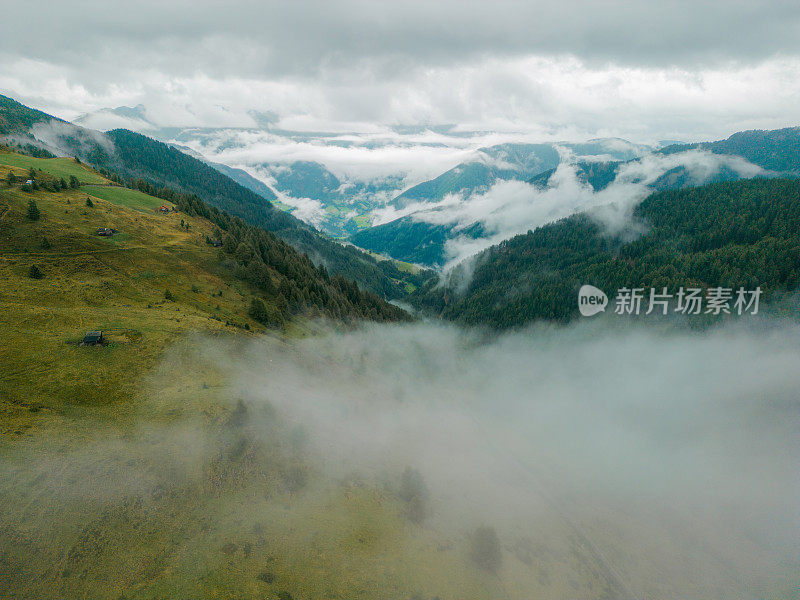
[
  {"xmin": 379, "ymin": 150, "xmax": 767, "ymax": 269},
  {"xmin": 4, "ymin": 53, "xmax": 800, "ymax": 145},
  {"xmin": 174, "ymin": 128, "xmax": 481, "ymax": 187}
]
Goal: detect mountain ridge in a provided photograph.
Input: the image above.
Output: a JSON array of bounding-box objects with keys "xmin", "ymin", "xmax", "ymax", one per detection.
[{"xmin": 0, "ymin": 94, "xmax": 432, "ymax": 298}]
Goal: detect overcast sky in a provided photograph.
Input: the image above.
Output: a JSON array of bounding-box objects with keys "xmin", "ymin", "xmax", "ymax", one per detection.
[{"xmin": 2, "ymin": 0, "xmax": 800, "ymax": 141}]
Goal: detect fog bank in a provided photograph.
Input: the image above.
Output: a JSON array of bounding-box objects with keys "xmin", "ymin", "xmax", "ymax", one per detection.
[{"xmin": 1, "ymin": 319, "xmax": 797, "ymax": 599}]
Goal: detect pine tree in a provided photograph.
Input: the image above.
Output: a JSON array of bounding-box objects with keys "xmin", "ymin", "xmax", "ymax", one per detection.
[
  {"xmin": 248, "ymin": 297, "xmax": 270, "ymax": 324},
  {"xmin": 26, "ymin": 200, "xmax": 40, "ymax": 221}
]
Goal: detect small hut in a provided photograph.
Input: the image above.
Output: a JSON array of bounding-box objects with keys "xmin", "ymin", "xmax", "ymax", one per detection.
[{"xmin": 82, "ymin": 331, "xmax": 105, "ymax": 346}]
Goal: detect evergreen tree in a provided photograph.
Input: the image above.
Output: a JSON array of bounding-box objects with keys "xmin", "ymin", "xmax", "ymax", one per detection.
[
  {"xmin": 248, "ymin": 297, "xmax": 270, "ymax": 324},
  {"xmin": 26, "ymin": 200, "xmax": 40, "ymax": 221}
]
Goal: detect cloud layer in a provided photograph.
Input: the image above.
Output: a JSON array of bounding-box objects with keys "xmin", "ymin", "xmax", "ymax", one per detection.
[
  {"xmin": 370, "ymin": 149, "xmax": 764, "ymax": 269},
  {"xmin": 2, "ymin": 2, "xmax": 800, "ymax": 141}
]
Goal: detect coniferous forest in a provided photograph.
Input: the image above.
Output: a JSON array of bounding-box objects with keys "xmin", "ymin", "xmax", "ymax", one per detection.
[{"xmin": 413, "ymin": 177, "xmax": 800, "ymax": 327}]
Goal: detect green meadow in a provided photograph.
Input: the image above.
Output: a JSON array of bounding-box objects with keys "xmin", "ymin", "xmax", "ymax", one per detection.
[
  {"xmin": 0, "ymin": 149, "xmax": 107, "ymax": 184},
  {"xmin": 83, "ymin": 184, "xmax": 174, "ymax": 212}
]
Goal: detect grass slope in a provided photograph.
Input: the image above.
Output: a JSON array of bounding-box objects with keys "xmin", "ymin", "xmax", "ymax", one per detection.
[
  {"xmin": 83, "ymin": 184, "xmax": 174, "ymax": 212},
  {"xmin": 0, "ymin": 153, "xmax": 585, "ymax": 600},
  {"xmin": 0, "ymin": 149, "xmax": 106, "ymax": 184},
  {"xmin": 0, "ymin": 156, "xmax": 284, "ymax": 434}
]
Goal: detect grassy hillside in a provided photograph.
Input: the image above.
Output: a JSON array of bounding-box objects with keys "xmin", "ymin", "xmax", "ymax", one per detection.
[
  {"xmin": 81, "ymin": 184, "xmax": 175, "ymax": 211},
  {"xmin": 0, "ymin": 95, "xmax": 432, "ymax": 298},
  {"xmin": 0, "ymin": 149, "xmax": 406, "ymax": 430},
  {"xmin": 0, "ymin": 152, "xmax": 106, "ymax": 184},
  {"xmin": 0, "ymin": 151, "xmax": 592, "ymax": 600},
  {"xmin": 0, "ymin": 157, "xmax": 266, "ymax": 430},
  {"xmin": 413, "ymin": 177, "xmax": 800, "ymax": 328}
]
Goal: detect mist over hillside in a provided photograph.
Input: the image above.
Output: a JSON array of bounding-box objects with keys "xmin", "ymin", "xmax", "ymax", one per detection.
[{"xmin": 2, "ymin": 320, "xmax": 797, "ymax": 598}]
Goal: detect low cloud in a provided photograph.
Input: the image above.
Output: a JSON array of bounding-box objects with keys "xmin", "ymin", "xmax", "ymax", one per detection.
[
  {"xmin": 1, "ymin": 319, "xmax": 797, "ymax": 598},
  {"xmin": 27, "ymin": 119, "xmax": 116, "ymax": 158},
  {"xmin": 384, "ymin": 150, "xmax": 766, "ymax": 270}
]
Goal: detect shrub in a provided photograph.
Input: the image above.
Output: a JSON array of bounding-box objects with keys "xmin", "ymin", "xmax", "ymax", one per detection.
[
  {"xmin": 27, "ymin": 265, "xmax": 44, "ymax": 279},
  {"xmin": 85, "ymin": 197, "xmax": 94, "ymax": 208},
  {"xmin": 26, "ymin": 200, "xmax": 40, "ymax": 220},
  {"xmin": 164, "ymin": 289, "xmax": 175, "ymax": 301},
  {"xmin": 40, "ymin": 237, "xmax": 52, "ymax": 250},
  {"xmin": 398, "ymin": 467, "xmax": 428, "ymax": 523},
  {"xmin": 470, "ymin": 525, "xmax": 502, "ymax": 572},
  {"xmin": 257, "ymin": 571, "xmax": 275, "ymax": 584}
]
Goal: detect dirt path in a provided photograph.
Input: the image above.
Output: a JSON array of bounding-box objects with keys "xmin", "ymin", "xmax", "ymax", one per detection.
[{"xmin": 0, "ymin": 246, "xmax": 147, "ymax": 260}]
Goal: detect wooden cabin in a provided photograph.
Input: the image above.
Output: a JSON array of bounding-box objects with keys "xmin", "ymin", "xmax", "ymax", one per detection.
[{"xmin": 82, "ymin": 331, "xmax": 105, "ymax": 346}]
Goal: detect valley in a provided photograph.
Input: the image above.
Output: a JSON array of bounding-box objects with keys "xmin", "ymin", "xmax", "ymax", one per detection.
[{"xmin": 1, "ymin": 23, "xmax": 800, "ymax": 597}]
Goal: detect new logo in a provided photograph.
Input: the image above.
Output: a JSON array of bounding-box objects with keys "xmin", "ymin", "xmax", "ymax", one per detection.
[{"xmin": 578, "ymin": 285, "xmax": 608, "ymax": 316}]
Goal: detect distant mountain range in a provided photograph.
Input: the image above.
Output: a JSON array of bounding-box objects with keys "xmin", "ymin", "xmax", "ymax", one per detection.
[
  {"xmin": 39, "ymin": 98, "xmax": 800, "ymax": 284},
  {"xmin": 0, "ymin": 94, "xmax": 431, "ymax": 298},
  {"xmin": 352, "ymin": 128, "xmax": 800, "ymax": 268},
  {"xmin": 391, "ymin": 139, "xmax": 650, "ymax": 209}
]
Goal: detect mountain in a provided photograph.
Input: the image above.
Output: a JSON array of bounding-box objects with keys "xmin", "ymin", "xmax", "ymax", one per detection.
[
  {"xmin": 660, "ymin": 126, "xmax": 800, "ymax": 173},
  {"xmin": 268, "ymin": 160, "xmax": 341, "ymax": 201},
  {"xmin": 75, "ymin": 104, "xmax": 153, "ymax": 131},
  {"xmin": 391, "ymin": 143, "xmax": 560, "ymax": 208},
  {"xmin": 0, "ymin": 94, "xmax": 432, "ymax": 298},
  {"xmin": 529, "ymin": 161, "xmax": 621, "ymax": 191},
  {"xmin": 0, "ymin": 145, "xmax": 408, "ymax": 327},
  {"xmin": 210, "ymin": 161, "xmax": 279, "ymax": 202},
  {"xmin": 412, "ymin": 177, "xmax": 800, "ymax": 328},
  {"xmin": 351, "ymin": 132, "xmax": 782, "ymax": 269},
  {"xmin": 0, "ymin": 95, "xmax": 66, "ymax": 134},
  {"xmin": 351, "ymin": 217, "xmax": 485, "ymax": 267},
  {"xmin": 390, "ymin": 139, "xmax": 650, "ymax": 209},
  {"xmin": 254, "ymin": 160, "xmax": 404, "ymax": 237}
]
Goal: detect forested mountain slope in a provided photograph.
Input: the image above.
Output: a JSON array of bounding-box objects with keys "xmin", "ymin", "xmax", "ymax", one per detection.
[
  {"xmin": 661, "ymin": 126, "xmax": 800, "ymax": 173},
  {"xmin": 0, "ymin": 95, "xmax": 431, "ymax": 298},
  {"xmin": 95, "ymin": 130, "xmax": 428, "ymax": 298},
  {"xmin": 412, "ymin": 177, "xmax": 800, "ymax": 328}
]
